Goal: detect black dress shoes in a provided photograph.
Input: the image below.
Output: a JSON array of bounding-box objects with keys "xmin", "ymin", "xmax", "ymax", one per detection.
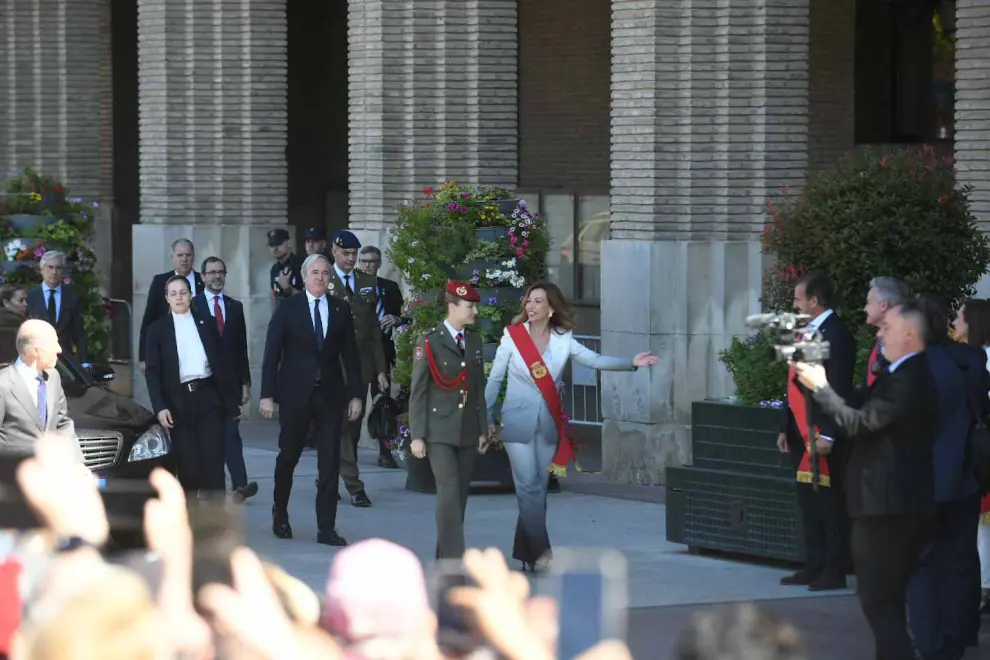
[
  {"xmin": 807, "ymin": 573, "xmax": 847, "ymax": 591},
  {"xmin": 232, "ymin": 481, "xmax": 259, "ymax": 503},
  {"xmin": 780, "ymin": 569, "xmax": 818, "ymax": 586},
  {"xmin": 351, "ymin": 491, "xmax": 372, "ymax": 507},
  {"xmin": 317, "ymin": 529, "xmax": 348, "ymax": 546},
  {"xmin": 272, "ymin": 508, "xmax": 292, "ymax": 539},
  {"xmin": 377, "ymin": 454, "xmax": 399, "ymax": 469}
]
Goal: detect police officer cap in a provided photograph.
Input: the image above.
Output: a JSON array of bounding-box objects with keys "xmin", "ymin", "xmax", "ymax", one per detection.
[
  {"xmin": 304, "ymin": 227, "xmax": 326, "ymax": 241},
  {"xmin": 446, "ymin": 280, "xmax": 480, "ymax": 303},
  {"xmin": 332, "ymin": 230, "xmax": 361, "ymax": 250},
  {"xmin": 267, "ymin": 228, "xmax": 290, "ymax": 246}
]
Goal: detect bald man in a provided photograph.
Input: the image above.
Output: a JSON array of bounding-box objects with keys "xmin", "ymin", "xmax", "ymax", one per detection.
[{"xmin": 0, "ymin": 319, "xmax": 79, "ymax": 458}]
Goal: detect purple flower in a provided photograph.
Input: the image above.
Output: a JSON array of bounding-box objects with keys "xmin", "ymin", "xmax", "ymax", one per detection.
[
  {"xmin": 91, "ymin": 201, "xmax": 99, "ymax": 209},
  {"xmin": 759, "ymin": 399, "xmax": 784, "ymax": 409},
  {"xmin": 458, "ymin": 205, "xmax": 467, "ymax": 214},
  {"xmin": 488, "ymin": 297, "xmax": 497, "ymax": 305},
  {"xmin": 448, "ymin": 202, "xmax": 458, "ymax": 211},
  {"xmin": 460, "ymin": 192, "xmax": 471, "ymax": 199},
  {"xmin": 63, "ymin": 276, "xmax": 72, "ymax": 285},
  {"xmin": 33, "ymin": 246, "xmax": 46, "ymax": 258},
  {"xmin": 471, "ymin": 276, "xmax": 480, "ymax": 285}
]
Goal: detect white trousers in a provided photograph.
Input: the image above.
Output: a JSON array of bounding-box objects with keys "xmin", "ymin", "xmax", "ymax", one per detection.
[{"xmin": 979, "ymin": 523, "xmax": 990, "ymax": 588}]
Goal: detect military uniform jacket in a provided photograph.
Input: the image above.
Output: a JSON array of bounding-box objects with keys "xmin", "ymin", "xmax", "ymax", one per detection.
[
  {"xmin": 409, "ymin": 325, "xmax": 488, "ymax": 448},
  {"xmin": 327, "ymin": 268, "xmax": 387, "ymax": 385},
  {"xmin": 270, "ymin": 253, "xmax": 303, "ymax": 299}
]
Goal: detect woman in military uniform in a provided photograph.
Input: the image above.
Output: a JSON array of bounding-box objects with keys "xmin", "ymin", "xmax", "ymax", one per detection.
[
  {"xmin": 408, "ymin": 281, "xmax": 489, "ymax": 559},
  {"xmin": 485, "ymin": 281, "xmax": 659, "ymax": 572}
]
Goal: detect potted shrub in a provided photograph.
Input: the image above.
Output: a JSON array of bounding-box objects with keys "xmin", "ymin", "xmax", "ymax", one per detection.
[
  {"xmin": 387, "ymin": 182, "xmax": 550, "ymax": 489},
  {"xmin": 0, "ymin": 168, "xmax": 112, "ymax": 362}
]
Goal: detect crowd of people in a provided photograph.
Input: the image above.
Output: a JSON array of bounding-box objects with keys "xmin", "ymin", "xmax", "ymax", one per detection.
[{"xmin": 780, "ymin": 272, "xmax": 990, "ymax": 660}]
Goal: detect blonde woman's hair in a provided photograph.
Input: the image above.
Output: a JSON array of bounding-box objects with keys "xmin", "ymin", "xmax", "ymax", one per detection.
[{"xmin": 19, "ymin": 567, "xmax": 168, "ymax": 660}]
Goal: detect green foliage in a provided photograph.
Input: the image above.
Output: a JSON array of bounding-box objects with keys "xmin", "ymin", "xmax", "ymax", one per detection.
[
  {"xmin": 762, "ymin": 145, "xmax": 990, "ymax": 325},
  {"xmin": 387, "ymin": 181, "xmax": 550, "ymax": 389},
  {"xmin": 718, "ymin": 332, "xmax": 789, "ymax": 406},
  {"xmin": 0, "ymin": 168, "xmax": 111, "ymax": 361}
]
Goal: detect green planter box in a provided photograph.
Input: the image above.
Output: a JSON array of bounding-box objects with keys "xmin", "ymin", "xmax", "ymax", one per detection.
[
  {"xmin": 664, "ymin": 401, "xmax": 803, "ymax": 564},
  {"xmin": 691, "ymin": 401, "xmax": 791, "ymax": 479},
  {"xmin": 666, "ymin": 466, "xmax": 805, "ymax": 563}
]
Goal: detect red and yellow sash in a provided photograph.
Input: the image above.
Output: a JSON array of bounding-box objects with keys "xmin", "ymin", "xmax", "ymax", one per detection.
[
  {"xmin": 867, "ymin": 342, "xmax": 880, "ymax": 386},
  {"xmin": 789, "ymin": 365, "xmax": 831, "ymax": 487},
  {"xmin": 506, "ymin": 324, "xmax": 576, "ymax": 477}
]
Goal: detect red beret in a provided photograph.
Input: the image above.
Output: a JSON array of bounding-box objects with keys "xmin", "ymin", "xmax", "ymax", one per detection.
[{"xmin": 446, "ymin": 280, "xmax": 480, "ymax": 303}]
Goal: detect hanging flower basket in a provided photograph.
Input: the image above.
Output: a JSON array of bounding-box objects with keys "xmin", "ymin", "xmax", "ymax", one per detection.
[{"xmin": 8, "ymin": 213, "xmax": 59, "ymax": 232}]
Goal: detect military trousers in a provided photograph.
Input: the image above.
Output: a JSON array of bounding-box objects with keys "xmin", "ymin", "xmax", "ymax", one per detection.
[
  {"xmin": 339, "ymin": 382, "xmax": 372, "ymax": 495},
  {"xmin": 428, "ymin": 443, "xmax": 476, "ymax": 559}
]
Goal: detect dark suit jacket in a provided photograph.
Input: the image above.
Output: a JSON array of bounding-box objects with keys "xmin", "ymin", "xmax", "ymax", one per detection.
[
  {"xmin": 260, "ymin": 292, "xmax": 363, "ymax": 409},
  {"xmin": 780, "ymin": 313, "xmax": 856, "ymax": 469},
  {"xmin": 814, "ymin": 352, "xmax": 937, "ymax": 519},
  {"xmin": 377, "ymin": 276, "xmax": 404, "ymax": 366},
  {"xmin": 0, "ymin": 309, "xmax": 25, "ymax": 365},
  {"xmin": 193, "ymin": 292, "xmax": 250, "ymax": 389},
  {"xmin": 143, "ymin": 310, "xmax": 239, "ymax": 421},
  {"xmin": 138, "ymin": 271, "xmax": 205, "ymax": 362},
  {"xmin": 27, "ymin": 285, "xmax": 87, "ymax": 363},
  {"xmin": 926, "ymin": 344, "xmax": 980, "ymax": 502}
]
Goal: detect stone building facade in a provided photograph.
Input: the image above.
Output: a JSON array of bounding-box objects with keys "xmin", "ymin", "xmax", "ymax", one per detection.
[{"xmin": 1, "ymin": 0, "xmax": 986, "ymax": 483}]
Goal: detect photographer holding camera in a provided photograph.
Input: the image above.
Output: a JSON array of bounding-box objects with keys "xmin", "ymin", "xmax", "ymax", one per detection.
[
  {"xmin": 792, "ymin": 301, "xmax": 937, "ymax": 659},
  {"xmin": 776, "ymin": 272, "xmax": 855, "ymax": 592}
]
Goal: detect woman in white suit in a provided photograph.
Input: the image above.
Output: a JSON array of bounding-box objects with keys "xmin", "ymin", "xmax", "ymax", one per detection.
[{"xmin": 485, "ymin": 281, "xmax": 659, "ymax": 572}]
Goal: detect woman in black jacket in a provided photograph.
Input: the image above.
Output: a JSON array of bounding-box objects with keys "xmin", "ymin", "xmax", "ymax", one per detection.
[{"xmin": 0, "ymin": 285, "xmax": 28, "ymax": 364}]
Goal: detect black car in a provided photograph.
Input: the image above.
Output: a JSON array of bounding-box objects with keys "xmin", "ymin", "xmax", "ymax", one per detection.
[{"xmin": 13, "ymin": 356, "xmax": 176, "ymax": 544}]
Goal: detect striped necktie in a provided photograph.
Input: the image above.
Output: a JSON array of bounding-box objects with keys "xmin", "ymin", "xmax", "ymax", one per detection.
[{"xmin": 376, "ymin": 286, "xmax": 385, "ymax": 322}]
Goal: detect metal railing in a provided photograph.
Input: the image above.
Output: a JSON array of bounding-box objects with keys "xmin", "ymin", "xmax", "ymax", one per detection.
[
  {"xmin": 563, "ymin": 334, "xmax": 603, "ymax": 426},
  {"xmin": 105, "ymin": 298, "xmax": 133, "ymax": 363}
]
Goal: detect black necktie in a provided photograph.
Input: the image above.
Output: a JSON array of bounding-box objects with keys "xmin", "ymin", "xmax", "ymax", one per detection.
[
  {"xmin": 344, "ymin": 273, "xmax": 353, "ymax": 296},
  {"xmin": 313, "ymin": 298, "xmax": 324, "ymax": 351},
  {"xmin": 46, "ymin": 289, "xmax": 56, "ymax": 324}
]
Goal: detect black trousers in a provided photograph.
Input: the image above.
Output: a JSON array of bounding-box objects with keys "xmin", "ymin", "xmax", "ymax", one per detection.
[
  {"xmin": 796, "ymin": 481, "xmax": 848, "ymax": 575},
  {"xmin": 852, "ymin": 514, "xmax": 931, "ymax": 660},
  {"xmin": 273, "ymin": 386, "xmax": 344, "ymax": 532},
  {"xmin": 907, "ymin": 494, "xmax": 981, "ymax": 660},
  {"xmin": 171, "ymin": 381, "xmax": 226, "ymax": 492}
]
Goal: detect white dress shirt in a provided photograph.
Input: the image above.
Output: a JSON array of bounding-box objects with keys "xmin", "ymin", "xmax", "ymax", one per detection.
[
  {"xmin": 306, "ymin": 290, "xmax": 329, "ymax": 339},
  {"xmin": 887, "ymin": 351, "xmax": 920, "ymax": 374},
  {"xmin": 206, "ymin": 291, "xmax": 227, "ymax": 320},
  {"xmin": 172, "ymin": 311, "xmax": 212, "ymax": 383},
  {"xmin": 13, "ymin": 358, "xmax": 42, "ymax": 406},
  {"xmin": 443, "ymin": 320, "xmax": 466, "ymax": 348},
  {"xmin": 177, "ymin": 270, "xmax": 197, "ymax": 295},
  {"xmin": 41, "ymin": 283, "xmax": 61, "ymax": 322}
]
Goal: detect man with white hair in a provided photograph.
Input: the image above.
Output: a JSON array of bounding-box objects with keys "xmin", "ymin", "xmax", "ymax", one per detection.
[
  {"xmin": 863, "ymin": 276, "xmax": 909, "ymax": 384},
  {"xmin": 26, "ymin": 251, "xmax": 88, "ymax": 367},
  {"xmin": 0, "ymin": 319, "xmax": 79, "ymax": 458}
]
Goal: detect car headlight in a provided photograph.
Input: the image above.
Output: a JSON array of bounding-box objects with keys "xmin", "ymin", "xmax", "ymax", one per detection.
[{"xmin": 127, "ymin": 424, "xmax": 172, "ymax": 462}]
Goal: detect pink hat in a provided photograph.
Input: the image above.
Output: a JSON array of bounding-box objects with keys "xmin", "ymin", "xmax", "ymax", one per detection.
[{"xmin": 322, "ymin": 539, "xmax": 430, "ymax": 643}]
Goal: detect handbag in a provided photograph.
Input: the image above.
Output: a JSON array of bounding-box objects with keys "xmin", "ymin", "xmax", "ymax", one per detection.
[{"xmin": 367, "ymin": 395, "xmax": 400, "ymax": 441}]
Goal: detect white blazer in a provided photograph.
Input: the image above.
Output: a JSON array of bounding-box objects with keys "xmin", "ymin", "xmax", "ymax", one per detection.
[{"xmin": 484, "ymin": 324, "xmax": 635, "ymax": 445}]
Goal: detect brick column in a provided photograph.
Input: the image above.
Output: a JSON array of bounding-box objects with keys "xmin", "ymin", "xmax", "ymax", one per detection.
[
  {"xmin": 133, "ymin": 0, "xmax": 288, "ymax": 412},
  {"xmin": 956, "ymin": 0, "xmax": 990, "ymax": 232},
  {"xmin": 0, "ymin": 0, "xmax": 115, "ymax": 288},
  {"xmin": 603, "ymin": 0, "xmax": 815, "ymax": 484},
  {"xmin": 347, "ymin": 0, "xmax": 518, "ymax": 269}
]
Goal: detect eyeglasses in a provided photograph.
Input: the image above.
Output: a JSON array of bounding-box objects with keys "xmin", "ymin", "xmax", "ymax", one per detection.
[
  {"xmin": 358, "ymin": 259, "xmax": 380, "ymax": 266},
  {"xmin": 204, "ymin": 270, "xmax": 226, "ymax": 276}
]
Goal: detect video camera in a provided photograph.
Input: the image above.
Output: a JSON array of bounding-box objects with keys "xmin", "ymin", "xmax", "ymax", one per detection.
[{"xmin": 745, "ymin": 312, "xmax": 831, "ymax": 364}]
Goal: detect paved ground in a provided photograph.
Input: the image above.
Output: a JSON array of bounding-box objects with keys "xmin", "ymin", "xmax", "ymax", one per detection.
[{"xmin": 236, "ymin": 422, "xmax": 990, "ymax": 659}]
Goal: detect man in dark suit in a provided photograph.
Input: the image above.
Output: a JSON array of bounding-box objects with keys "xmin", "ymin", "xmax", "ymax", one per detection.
[
  {"xmin": 358, "ymin": 245, "xmax": 405, "ymax": 468},
  {"xmin": 861, "ymin": 276, "xmax": 910, "ymax": 386},
  {"xmin": 194, "ymin": 256, "xmax": 258, "ymax": 502},
  {"xmin": 259, "ymin": 253, "xmax": 364, "ymax": 547},
  {"xmin": 794, "ymin": 301, "xmax": 937, "ymax": 660},
  {"xmin": 776, "ymin": 272, "xmax": 855, "ymax": 591},
  {"xmin": 908, "ymin": 294, "xmax": 985, "ymax": 660},
  {"xmin": 144, "ymin": 275, "xmax": 240, "ymax": 493},
  {"xmin": 138, "ymin": 238, "xmax": 205, "ymax": 374},
  {"xmin": 26, "ymin": 251, "xmax": 88, "ymax": 366}
]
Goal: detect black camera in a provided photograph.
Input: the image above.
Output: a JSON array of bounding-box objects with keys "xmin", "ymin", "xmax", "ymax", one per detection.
[{"xmin": 745, "ymin": 313, "xmax": 831, "ymax": 364}]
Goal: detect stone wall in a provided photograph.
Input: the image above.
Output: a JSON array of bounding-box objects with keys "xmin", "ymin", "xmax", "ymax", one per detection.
[
  {"xmin": 603, "ymin": 0, "xmax": 815, "ymax": 484},
  {"xmin": 0, "ymin": 0, "xmax": 115, "ymax": 290},
  {"xmin": 347, "ymin": 0, "xmax": 519, "ymax": 258},
  {"xmin": 133, "ymin": 0, "xmax": 288, "ymax": 414},
  {"xmin": 956, "ymin": 0, "xmax": 990, "ymax": 232}
]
